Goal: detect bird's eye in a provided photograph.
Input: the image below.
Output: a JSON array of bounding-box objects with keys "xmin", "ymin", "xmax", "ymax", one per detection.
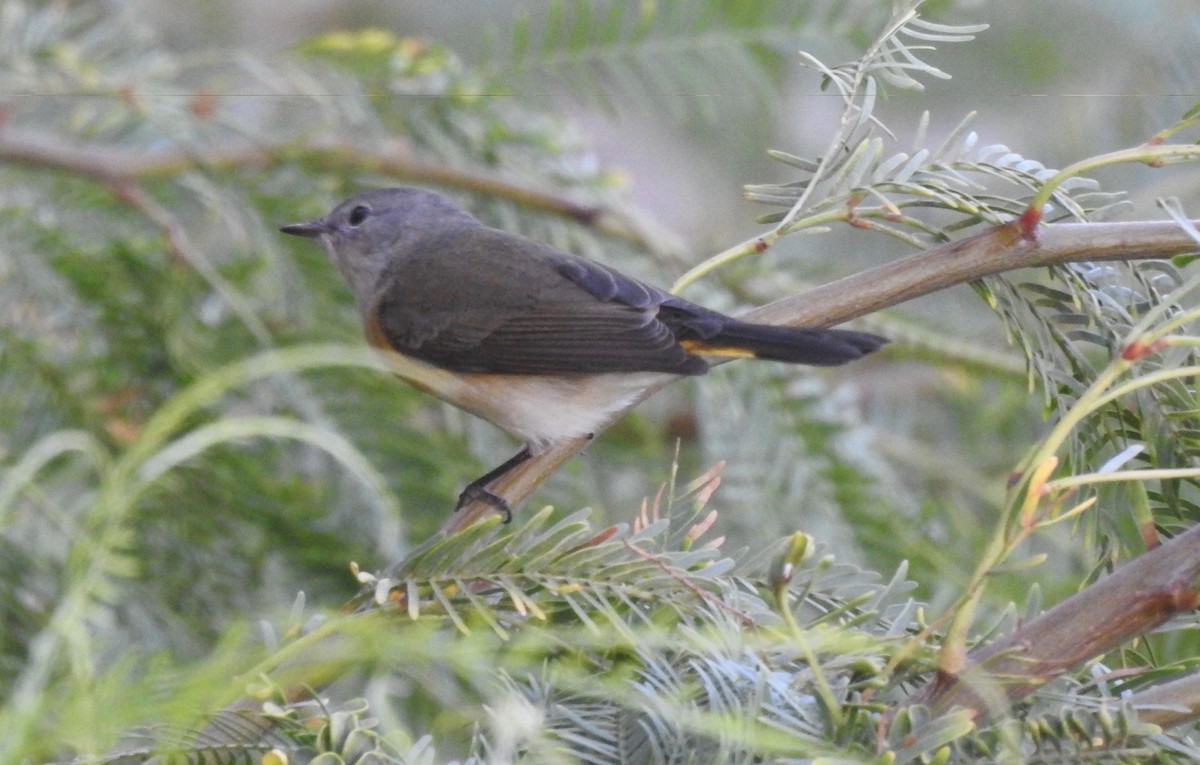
[{"xmin": 347, "ymin": 205, "xmax": 370, "ymax": 226}]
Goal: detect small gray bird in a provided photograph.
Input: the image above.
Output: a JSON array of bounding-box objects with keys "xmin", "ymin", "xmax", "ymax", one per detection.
[{"xmin": 281, "ymin": 187, "xmax": 886, "ymax": 520}]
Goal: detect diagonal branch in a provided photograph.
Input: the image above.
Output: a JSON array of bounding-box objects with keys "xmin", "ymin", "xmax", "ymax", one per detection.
[
  {"xmin": 904, "ymin": 521, "xmax": 1200, "ymax": 722},
  {"xmin": 444, "ymin": 219, "xmax": 1200, "ymax": 532}
]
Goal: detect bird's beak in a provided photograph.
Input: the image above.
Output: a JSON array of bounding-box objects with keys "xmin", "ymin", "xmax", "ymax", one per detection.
[{"xmin": 279, "ymin": 219, "xmax": 329, "ymax": 238}]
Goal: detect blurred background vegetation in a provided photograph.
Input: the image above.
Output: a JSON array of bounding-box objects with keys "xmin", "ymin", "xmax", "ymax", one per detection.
[{"xmin": 3, "ymin": 0, "xmax": 1200, "ymax": 761}]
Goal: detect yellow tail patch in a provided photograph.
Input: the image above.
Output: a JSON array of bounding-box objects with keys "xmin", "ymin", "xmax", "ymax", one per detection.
[{"xmin": 680, "ymin": 340, "xmax": 758, "ymax": 358}]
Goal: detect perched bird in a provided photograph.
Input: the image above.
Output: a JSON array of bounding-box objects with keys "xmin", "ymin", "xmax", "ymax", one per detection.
[{"xmin": 281, "ymin": 188, "xmax": 887, "ymax": 519}]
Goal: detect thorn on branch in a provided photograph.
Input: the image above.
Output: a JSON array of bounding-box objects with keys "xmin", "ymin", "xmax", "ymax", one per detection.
[{"xmin": 1017, "ymin": 205, "xmax": 1042, "ymax": 238}]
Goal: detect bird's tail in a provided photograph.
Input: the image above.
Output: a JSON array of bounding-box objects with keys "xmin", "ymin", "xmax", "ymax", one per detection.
[{"xmin": 681, "ymin": 319, "xmax": 888, "ymax": 366}]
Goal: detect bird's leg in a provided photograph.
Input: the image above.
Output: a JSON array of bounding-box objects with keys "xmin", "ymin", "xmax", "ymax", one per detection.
[{"xmin": 454, "ymin": 445, "xmax": 534, "ymax": 523}]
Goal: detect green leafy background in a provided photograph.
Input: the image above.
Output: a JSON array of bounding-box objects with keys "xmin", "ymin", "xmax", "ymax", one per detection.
[{"xmin": 3, "ymin": 0, "xmax": 1200, "ymax": 761}]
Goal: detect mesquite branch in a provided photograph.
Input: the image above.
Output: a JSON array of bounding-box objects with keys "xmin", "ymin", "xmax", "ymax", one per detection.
[{"xmin": 907, "ymin": 521, "xmax": 1200, "ymax": 722}]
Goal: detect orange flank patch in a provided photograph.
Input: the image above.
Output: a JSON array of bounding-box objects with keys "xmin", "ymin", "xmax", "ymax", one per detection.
[
  {"xmin": 363, "ymin": 315, "xmax": 392, "ymax": 351},
  {"xmin": 363, "ymin": 316, "xmax": 442, "ymax": 395}
]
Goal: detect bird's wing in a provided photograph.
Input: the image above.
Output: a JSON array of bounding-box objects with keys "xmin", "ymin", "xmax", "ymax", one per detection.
[{"xmin": 368, "ymin": 226, "xmax": 708, "ymax": 375}]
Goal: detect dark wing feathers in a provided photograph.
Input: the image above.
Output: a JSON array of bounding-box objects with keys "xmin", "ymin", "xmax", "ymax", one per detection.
[
  {"xmin": 370, "ymin": 223, "xmax": 887, "ymax": 376},
  {"xmin": 543, "ymin": 254, "xmax": 888, "ymax": 366},
  {"xmin": 371, "ymin": 226, "xmax": 707, "ymax": 375},
  {"xmin": 551, "ymin": 255, "xmax": 658, "ymax": 308}
]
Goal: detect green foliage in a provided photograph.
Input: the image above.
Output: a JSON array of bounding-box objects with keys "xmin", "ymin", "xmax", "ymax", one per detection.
[
  {"xmin": 60, "ymin": 500, "xmax": 1200, "ymax": 763},
  {"xmin": 4, "ymin": 0, "xmax": 1200, "ymax": 763},
  {"xmin": 493, "ymin": 0, "xmax": 875, "ymax": 120},
  {"xmin": 987, "ymin": 255, "xmax": 1200, "ymax": 547}
]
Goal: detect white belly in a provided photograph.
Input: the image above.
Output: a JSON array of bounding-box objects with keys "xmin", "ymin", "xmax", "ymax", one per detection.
[{"xmin": 375, "ymin": 347, "xmax": 673, "ymax": 452}]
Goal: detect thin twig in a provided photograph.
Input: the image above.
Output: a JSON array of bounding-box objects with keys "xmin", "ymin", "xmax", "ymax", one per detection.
[
  {"xmin": 0, "ymin": 130, "xmax": 645, "ymax": 242},
  {"xmin": 622, "ymin": 539, "xmax": 759, "ymax": 630},
  {"xmin": 107, "ymin": 182, "xmax": 273, "ymax": 344}
]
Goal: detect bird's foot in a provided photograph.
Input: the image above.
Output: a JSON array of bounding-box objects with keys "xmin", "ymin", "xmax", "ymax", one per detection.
[{"xmin": 455, "ymin": 482, "xmax": 513, "ymax": 524}]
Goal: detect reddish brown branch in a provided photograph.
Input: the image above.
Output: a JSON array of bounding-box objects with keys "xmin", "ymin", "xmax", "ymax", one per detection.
[{"xmin": 906, "ymin": 522, "xmax": 1200, "ymax": 721}]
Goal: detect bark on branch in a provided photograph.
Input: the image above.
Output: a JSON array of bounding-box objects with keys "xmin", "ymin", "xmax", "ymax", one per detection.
[{"xmin": 906, "ymin": 522, "xmax": 1200, "ymax": 721}]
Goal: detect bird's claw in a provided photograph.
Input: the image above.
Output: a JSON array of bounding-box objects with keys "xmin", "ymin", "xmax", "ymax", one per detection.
[{"xmin": 455, "ymin": 484, "xmax": 513, "ymax": 523}]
